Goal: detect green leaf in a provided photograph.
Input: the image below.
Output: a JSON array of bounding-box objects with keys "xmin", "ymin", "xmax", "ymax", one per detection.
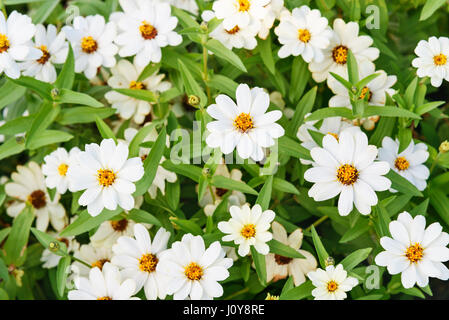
[
  {"xmin": 95, "ymin": 116, "xmax": 117, "ymax": 143},
  {"xmin": 429, "ymin": 189, "xmax": 449, "ymax": 228},
  {"xmin": 56, "ymin": 256, "xmax": 71, "ymax": 297},
  {"xmin": 31, "ymin": 0, "xmax": 58, "ymax": 23},
  {"xmin": 287, "ymin": 86, "xmax": 317, "ymax": 137},
  {"xmin": 273, "ymin": 178, "xmax": 300, "ymax": 195},
  {"xmin": 329, "ymin": 72, "xmax": 353, "ymax": 91},
  {"xmin": 3, "ymin": 207, "xmax": 34, "ymax": 265},
  {"xmin": 25, "ymin": 101, "xmax": 60, "ymax": 149},
  {"xmin": 128, "ymin": 121, "xmax": 161, "ymax": 157},
  {"xmin": 172, "ymin": 219, "xmax": 203, "ymax": 235},
  {"xmin": 279, "ymin": 280, "xmax": 314, "ymax": 300},
  {"xmin": 55, "ymin": 44, "xmax": 75, "ymax": 90},
  {"xmin": 0, "ymin": 80, "xmax": 26, "ymax": 111},
  {"xmin": 397, "ymin": 127, "xmax": 412, "ymax": 154},
  {"xmin": 278, "ymin": 136, "xmax": 312, "ymax": 161},
  {"xmin": 208, "ymin": 74, "xmax": 238, "ymax": 97},
  {"xmin": 420, "ymin": 0, "xmax": 446, "ymax": 21},
  {"xmin": 339, "ymin": 218, "xmax": 370, "ymax": 243},
  {"xmin": 0, "ymin": 137, "xmax": 25, "ymax": 161},
  {"xmin": 310, "ymin": 225, "xmax": 329, "ymax": 269},
  {"xmin": 161, "ymin": 161, "xmax": 202, "ymax": 182},
  {"xmin": 340, "ymin": 248, "xmax": 372, "ymax": 271},
  {"xmin": 356, "ymin": 73, "xmax": 381, "ymax": 91},
  {"xmin": 305, "ymin": 107, "xmax": 353, "ymax": 122},
  {"xmin": 250, "ymin": 246, "xmax": 267, "ymax": 287},
  {"xmin": 137, "ymin": 63, "xmax": 161, "ymax": 82},
  {"xmin": 177, "ymin": 59, "xmax": 207, "ymax": 107},
  {"xmin": 258, "ymin": 35, "xmax": 275, "ymax": 75},
  {"xmin": 385, "ymin": 170, "xmax": 423, "ymax": 197},
  {"xmin": 57, "ymin": 107, "xmax": 116, "ymax": 125},
  {"xmin": 415, "ymin": 101, "xmax": 445, "ymax": 115},
  {"xmin": 289, "ymin": 56, "xmax": 310, "ymax": 104},
  {"xmin": 31, "ymin": 228, "xmax": 67, "ymax": 256},
  {"xmin": 268, "ymin": 239, "xmax": 305, "ymax": 259},
  {"xmin": 363, "ymin": 106, "xmax": 421, "ymax": 120},
  {"xmin": 0, "ymin": 258, "xmax": 8, "ymax": 281},
  {"xmin": 347, "ymin": 49, "xmax": 359, "ymax": 84},
  {"xmin": 27, "ymin": 130, "xmax": 73, "ymax": 150},
  {"xmin": 10, "ymin": 76, "xmax": 53, "ymax": 100},
  {"xmin": 113, "ymin": 88, "xmax": 157, "ymax": 103},
  {"xmin": 255, "ymin": 175, "xmax": 273, "ymax": 211},
  {"xmin": 210, "ymin": 175, "xmax": 258, "ymax": 195},
  {"xmin": 0, "ymin": 115, "xmax": 33, "ymax": 136},
  {"xmin": 57, "ymin": 88, "xmax": 103, "ymax": 107},
  {"xmin": 205, "ymin": 39, "xmax": 247, "ymax": 73},
  {"xmin": 59, "ymin": 208, "xmax": 122, "ymax": 237}
]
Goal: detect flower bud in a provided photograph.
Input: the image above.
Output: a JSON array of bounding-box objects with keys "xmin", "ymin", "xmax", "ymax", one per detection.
[
  {"xmin": 188, "ymin": 95, "xmax": 200, "ymax": 106},
  {"xmin": 48, "ymin": 241, "xmax": 60, "ymax": 253},
  {"xmin": 325, "ymin": 256, "xmax": 335, "ymax": 267},
  {"xmin": 51, "ymin": 88, "xmax": 60, "ymax": 99},
  {"xmin": 439, "ymin": 140, "xmax": 449, "ymax": 153}
]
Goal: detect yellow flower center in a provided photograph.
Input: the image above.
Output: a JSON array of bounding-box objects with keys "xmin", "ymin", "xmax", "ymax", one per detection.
[
  {"xmin": 129, "ymin": 80, "xmax": 146, "ymax": 90},
  {"xmin": 97, "ymin": 296, "xmax": 112, "ymax": 300},
  {"xmin": 184, "ymin": 262, "xmax": 204, "ymax": 281},
  {"xmin": 405, "ymin": 243, "xmax": 423, "ymax": 263},
  {"xmin": 327, "ymin": 132, "xmax": 339, "ymax": 140},
  {"xmin": 110, "ymin": 219, "xmax": 128, "ymax": 231},
  {"xmin": 332, "ymin": 45, "xmax": 348, "ymax": 65},
  {"xmin": 58, "ymin": 163, "xmax": 69, "ymax": 176},
  {"xmin": 238, "ymin": 0, "xmax": 250, "ymax": 12},
  {"xmin": 240, "ymin": 224, "xmax": 256, "ymax": 239},
  {"xmin": 139, "ymin": 253, "xmax": 159, "ymax": 273},
  {"xmin": 97, "ymin": 169, "xmax": 116, "ymax": 187},
  {"xmin": 359, "ymin": 86, "xmax": 372, "ymax": 102},
  {"xmin": 140, "ymin": 21, "xmax": 158, "ymax": 40},
  {"xmin": 394, "ymin": 156, "xmax": 409, "ymax": 171},
  {"xmin": 0, "ymin": 34, "xmax": 10, "ymax": 53},
  {"xmin": 433, "ymin": 53, "xmax": 447, "ymax": 66},
  {"xmin": 233, "ymin": 112, "xmax": 254, "ymax": 133},
  {"xmin": 298, "ymin": 29, "xmax": 311, "ymax": 43},
  {"xmin": 81, "ymin": 36, "xmax": 98, "ymax": 54},
  {"xmin": 327, "ymin": 280, "xmax": 338, "ymax": 293},
  {"xmin": 27, "ymin": 190, "xmax": 47, "ymax": 209},
  {"xmin": 36, "ymin": 45, "xmax": 51, "ymax": 64},
  {"xmin": 91, "ymin": 259, "xmax": 110, "ymax": 270},
  {"xmin": 226, "ymin": 26, "xmax": 240, "ymax": 34},
  {"xmin": 337, "ymin": 164, "xmax": 359, "ymax": 185}
]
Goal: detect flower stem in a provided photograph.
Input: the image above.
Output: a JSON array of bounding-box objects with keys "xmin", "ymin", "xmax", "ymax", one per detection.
[
  {"xmin": 305, "ymin": 215, "xmax": 329, "ymax": 232},
  {"xmin": 429, "ymin": 153, "xmax": 441, "ymax": 175},
  {"xmin": 0, "ymin": 0, "xmax": 6, "ymax": 18},
  {"xmin": 202, "ymin": 45, "xmax": 211, "ymax": 103},
  {"xmin": 71, "ymin": 256, "xmax": 91, "ymax": 268}
]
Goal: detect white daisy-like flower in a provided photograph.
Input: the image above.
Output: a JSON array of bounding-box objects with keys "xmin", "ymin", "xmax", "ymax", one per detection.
[
  {"xmin": 412, "ymin": 36, "xmax": 449, "ymax": 87},
  {"xmin": 209, "ymin": 21, "xmax": 259, "ymax": 50},
  {"xmin": 63, "ymin": 15, "xmax": 117, "ymax": 79},
  {"xmin": 71, "ymin": 244, "xmax": 113, "ymax": 277},
  {"xmin": 258, "ymin": 0, "xmax": 285, "ymax": 40},
  {"xmin": 157, "ymin": 233, "xmax": 233, "ymax": 300},
  {"xmin": 0, "ymin": 11, "xmax": 41, "ymax": 79},
  {"xmin": 206, "ymin": 83, "xmax": 285, "ymax": 162},
  {"xmin": 41, "ymin": 233, "xmax": 79, "ymax": 269},
  {"xmin": 218, "ymin": 204, "xmax": 275, "ymax": 256},
  {"xmin": 113, "ymin": 0, "xmax": 182, "ymax": 67},
  {"xmin": 307, "ymin": 264, "xmax": 358, "ymax": 300},
  {"xmin": 167, "ymin": 0, "xmax": 199, "ymax": 15},
  {"xmin": 297, "ymin": 115, "xmax": 357, "ymax": 165},
  {"xmin": 375, "ymin": 211, "xmax": 449, "ymax": 289},
  {"xmin": 112, "ymin": 224, "xmax": 171, "ymax": 300},
  {"xmin": 90, "ymin": 218, "xmax": 137, "ymax": 248},
  {"xmin": 105, "ymin": 58, "xmax": 171, "ymax": 124},
  {"xmin": 304, "ymin": 128, "xmax": 391, "ymax": 216},
  {"xmin": 67, "ymin": 138, "xmax": 144, "ymax": 216},
  {"xmin": 20, "ymin": 24, "xmax": 68, "ymax": 83},
  {"xmin": 212, "ymin": 0, "xmax": 269, "ymax": 30},
  {"xmin": 5, "ymin": 161, "xmax": 67, "ymax": 231},
  {"xmin": 266, "ymin": 222, "xmax": 317, "ymax": 286},
  {"xmin": 274, "ymin": 6, "xmax": 333, "ymax": 62},
  {"xmin": 377, "ymin": 137, "xmax": 430, "ymax": 192},
  {"xmin": 309, "ymin": 18, "xmax": 380, "ymax": 83},
  {"xmin": 68, "ymin": 262, "xmax": 139, "ymax": 300},
  {"xmin": 42, "ymin": 147, "xmax": 81, "ymax": 194},
  {"xmin": 123, "ymin": 127, "xmax": 177, "ymax": 198}
]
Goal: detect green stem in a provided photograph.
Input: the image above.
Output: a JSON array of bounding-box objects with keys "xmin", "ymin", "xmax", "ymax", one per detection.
[
  {"xmin": 305, "ymin": 215, "xmax": 329, "ymax": 232},
  {"xmin": 71, "ymin": 256, "xmax": 91, "ymax": 268},
  {"xmin": 0, "ymin": 0, "xmax": 6, "ymax": 18},
  {"xmin": 429, "ymin": 153, "xmax": 441, "ymax": 174},
  {"xmin": 224, "ymin": 287, "xmax": 249, "ymax": 300},
  {"xmin": 202, "ymin": 45, "xmax": 211, "ymax": 103}
]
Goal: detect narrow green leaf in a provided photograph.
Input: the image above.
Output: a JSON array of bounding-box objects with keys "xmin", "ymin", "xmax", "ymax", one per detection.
[
  {"xmin": 279, "ymin": 280, "xmax": 314, "ymax": 300},
  {"xmin": 211, "ymin": 175, "xmax": 258, "ymax": 195},
  {"xmin": 57, "ymin": 107, "xmax": 116, "ymax": 125},
  {"xmin": 420, "ymin": 0, "xmax": 446, "ymax": 21},
  {"xmin": 95, "ymin": 116, "xmax": 117, "ymax": 143},
  {"xmin": 172, "ymin": 219, "xmax": 203, "ymax": 235},
  {"xmin": 55, "ymin": 44, "xmax": 75, "ymax": 90},
  {"xmin": 340, "ymin": 248, "xmax": 372, "ymax": 271},
  {"xmin": 268, "ymin": 239, "xmax": 305, "ymax": 259},
  {"xmin": 385, "ymin": 170, "xmax": 423, "ymax": 197},
  {"xmin": 258, "ymin": 35, "xmax": 275, "ymax": 75},
  {"xmin": 10, "ymin": 76, "xmax": 53, "ymax": 100},
  {"xmin": 250, "ymin": 246, "xmax": 267, "ymax": 287},
  {"xmin": 25, "ymin": 101, "xmax": 60, "ymax": 148},
  {"xmin": 310, "ymin": 225, "xmax": 329, "ymax": 269},
  {"xmin": 0, "ymin": 137, "xmax": 25, "ymax": 161},
  {"xmin": 256, "ymin": 175, "xmax": 273, "ymax": 211},
  {"xmin": 287, "ymin": 86, "xmax": 317, "ymax": 137},
  {"xmin": 60, "ymin": 208, "xmax": 122, "ymax": 237},
  {"xmin": 127, "ymin": 209, "xmax": 162, "ymax": 227},
  {"xmin": 56, "ymin": 256, "xmax": 71, "ymax": 297},
  {"xmin": 0, "ymin": 80, "xmax": 26, "ymax": 111},
  {"xmin": 177, "ymin": 59, "xmax": 207, "ymax": 107},
  {"xmin": 3, "ymin": 207, "xmax": 34, "ymax": 265},
  {"xmin": 58, "ymin": 88, "xmax": 103, "ymax": 107},
  {"xmin": 205, "ymin": 39, "xmax": 247, "ymax": 72}
]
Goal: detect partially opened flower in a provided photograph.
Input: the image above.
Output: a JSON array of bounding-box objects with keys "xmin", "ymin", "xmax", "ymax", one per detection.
[
  {"xmin": 304, "ymin": 128, "xmax": 391, "ymax": 216},
  {"xmin": 67, "ymin": 138, "xmax": 144, "ymax": 216},
  {"xmin": 42, "ymin": 147, "xmax": 81, "ymax": 194},
  {"xmin": 68, "ymin": 263, "xmax": 139, "ymax": 300},
  {"xmin": 258, "ymin": 0, "xmax": 285, "ymax": 40},
  {"xmin": 210, "ymin": 21, "xmax": 259, "ymax": 50},
  {"xmin": 206, "ymin": 83, "xmax": 284, "ymax": 162},
  {"xmin": 90, "ymin": 218, "xmax": 137, "ymax": 248},
  {"xmin": 378, "ymin": 137, "xmax": 430, "ymax": 192},
  {"xmin": 307, "ymin": 264, "xmax": 358, "ymax": 300},
  {"xmin": 375, "ymin": 211, "xmax": 449, "ymax": 288},
  {"xmin": 212, "ymin": 0, "xmax": 269, "ymax": 30},
  {"xmin": 266, "ymin": 222, "xmax": 317, "ymax": 286},
  {"xmin": 112, "ymin": 224, "xmax": 171, "ymax": 300},
  {"xmin": 71, "ymin": 244, "xmax": 113, "ymax": 277},
  {"xmin": 218, "ymin": 204, "xmax": 275, "ymax": 256},
  {"xmin": 157, "ymin": 234, "xmax": 233, "ymax": 300}
]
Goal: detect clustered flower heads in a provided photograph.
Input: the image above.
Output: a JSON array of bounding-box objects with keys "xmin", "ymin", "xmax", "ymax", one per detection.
[{"xmin": 0, "ymin": 0, "xmax": 448, "ymax": 303}]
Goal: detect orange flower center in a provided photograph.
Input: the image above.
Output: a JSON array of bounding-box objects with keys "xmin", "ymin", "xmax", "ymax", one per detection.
[
  {"xmin": 36, "ymin": 45, "xmax": 51, "ymax": 64},
  {"xmin": 332, "ymin": 45, "xmax": 348, "ymax": 65},
  {"xmin": 298, "ymin": 29, "xmax": 311, "ymax": 43},
  {"xmin": 97, "ymin": 169, "xmax": 116, "ymax": 187},
  {"xmin": 240, "ymin": 224, "xmax": 256, "ymax": 239},
  {"xmin": 359, "ymin": 86, "xmax": 372, "ymax": 102},
  {"xmin": 184, "ymin": 262, "xmax": 204, "ymax": 281},
  {"xmin": 139, "ymin": 253, "xmax": 158, "ymax": 273},
  {"xmin": 337, "ymin": 164, "xmax": 359, "ymax": 185},
  {"xmin": 233, "ymin": 112, "xmax": 254, "ymax": 133},
  {"xmin": 434, "ymin": 53, "xmax": 447, "ymax": 66},
  {"xmin": 97, "ymin": 296, "xmax": 112, "ymax": 300},
  {"xmin": 91, "ymin": 259, "xmax": 110, "ymax": 270},
  {"xmin": 140, "ymin": 21, "xmax": 158, "ymax": 40},
  {"xmin": 394, "ymin": 156, "xmax": 409, "ymax": 171},
  {"xmin": 406, "ymin": 243, "xmax": 423, "ymax": 263},
  {"xmin": 58, "ymin": 163, "xmax": 69, "ymax": 176},
  {"xmin": 327, "ymin": 280, "xmax": 338, "ymax": 292},
  {"xmin": 0, "ymin": 34, "xmax": 9, "ymax": 53},
  {"xmin": 226, "ymin": 26, "xmax": 240, "ymax": 34},
  {"xmin": 129, "ymin": 80, "xmax": 146, "ymax": 90},
  {"xmin": 238, "ymin": 0, "xmax": 250, "ymax": 12},
  {"xmin": 81, "ymin": 36, "xmax": 98, "ymax": 54}
]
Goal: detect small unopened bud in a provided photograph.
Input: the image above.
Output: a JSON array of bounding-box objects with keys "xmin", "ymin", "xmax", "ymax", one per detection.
[
  {"xmin": 439, "ymin": 140, "xmax": 449, "ymax": 153},
  {"xmin": 351, "ymin": 86, "xmax": 358, "ymax": 94},
  {"xmin": 169, "ymin": 216, "xmax": 180, "ymax": 230},
  {"xmin": 15, "ymin": 135, "xmax": 25, "ymax": 144},
  {"xmin": 325, "ymin": 256, "xmax": 335, "ymax": 267},
  {"xmin": 188, "ymin": 95, "xmax": 200, "ymax": 106},
  {"xmin": 363, "ymin": 119, "xmax": 375, "ymax": 131},
  {"xmin": 200, "ymin": 21, "xmax": 208, "ymax": 32},
  {"xmin": 202, "ymin": 167, "xmax": 210, "ymax": 176},
  {"xmin": 51, "ymin": 88, "xmax": 60, "ymax": 99},
  {"xmin": 48, "ymin": 241, "xmax": 60, "ymax": 253}
]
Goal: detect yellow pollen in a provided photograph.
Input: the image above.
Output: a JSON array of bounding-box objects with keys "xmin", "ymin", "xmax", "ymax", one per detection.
[
  {"xmin": 138, "ymin": 253, "xmax": 158, "ymax": 273},
  {"xmin": 81, "ymin": 36, "xmax": 98, "ymax": 54},
  {"xmin": 332, "ymin": 45, "xmax": 348, "ymax": 65},
  {"xmin": 240, "ymin": 224, "xmax": 256, "ymax": 239},
  {"xmin": 298, "ymin": 29, "xmax": 311, "ymax": 43},
  {"xmin": 97, "ymin": 169, "xmax": 116, "ymax": 187},
  {"xmin": 359, "ymin": 86, "xmax": 372, "ymax": 102},
  {"xmin": 337, "ymin": 164, "xmax": 359, "ymax": 185},
  {"xmin": 57, "ymin": 164, "xmax": 68, "ymax": 176},
  {"xmin": 226, "ymin": 26, "xmax": 240, "ymax": 34},
  {"xmin": 327, "ymin": 132, "xmax": 339, "ymax": 140},
  {"xmin": 394, "ymin": 156, "xmax": 409, "ymax": 171},
  {"xmin": 184, "ymin": 262, "xmax": 203, "ymax": 281},
  {"xmin": 140, "ymin": 21, "xmax": 158, "ymax": 40},
  {"xmin": 327, "ymin": 280, "xmax": 338, "ymax": 293},
  {"xmin": 129, "ymin": 80, "xmax": 146, "ymax": 90},
  {"xmin": 238, "ymin": 0, "xmax": 250, "ymax": 12},
  {"xmin": 405, "ymin": 243, "xmax": 423, "ymax": 263},
  {"xmin": 434, "ymin": 53, "xmax": 447, "ymax": 66},
  {"xmin": 0, "ymin": 34, "xmax": 9, "ymax": 53},
  {"xmin": 36, "ymin": 45, "xmax": 51, "ymax": 64},
  {"xmin": 91, "ymin": 259, "xmax": 109, "ymax": 270},
  {"xmin": 233, "ymin": 112, "xmax": 254, "ymax": 133},
  {"xmin": 97, "ymin": 296, "xmax": 112, "ymax": 300}
]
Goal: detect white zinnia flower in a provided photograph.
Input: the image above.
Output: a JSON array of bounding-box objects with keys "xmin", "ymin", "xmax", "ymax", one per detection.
[
  {"xmin": 297, "ymin": 115, "xmax": 357, "ymax": 165},
  {"xmin": 218, "ymin": 204, "xmax": 275, "ymax": 256},
  {"xmin": 114, "ymin": 0, "xmax": 182, "ymax": 67},
  {"xmin": 377, "ymin": 137, "xmax": 430, "ymax": 192},
  {"xmin": 20, "ymin": 24, "xmax": 68, "ymax": 83},
  {"xmin": 274, "ymin": 6, "xmax": 333, "ymax": 62},
  {"xmin": 304, "ymin": 128, "xmax": 391, "ymax": 216},
  {"xmin": 206, "ymin": 83, "xmax": 285, "ymax": 162},
  {"xmin": 41, "ymin": 233, "xmax": 79, "ymax": 268},
  {"xmin": 157, "ymin": 233, "xmax": 233, "ymax": 300},
  {"xmin": 5, "ymin": 161, "xmax": 67, "ymax": 231},
  {"xmin": 375, "ymin": 211, "xmax": 449, "ymax": 289},
  {"xmin": 112, "ymin": 224, "xmax": 171, "ymax": 300},
  {"xmin": 258, "ymin": 0, "xmax": 285, "ymax": 40},
  {"xmin": 90, "ymin": 218, "xmax": 137, "ymax": 248},
  {"xmin": 212, "ymin": 0, "xmax": 269, "ymax": 31},
  {"xmin": 68, "ymin": 263, "xmax": 139, "ymax": 300},
  {"xmin": 307, "ymin": 264, "xmax": 358, "ymax": 300},
  {"xmin": 63, "ymin": 15, "xmax": 117, "ymax": 79},
  {"xmin": 42, "ymin": 147, "xmax": 81, "ymax": 194},
  {"xmin": 266, "ymin": 222, "xmax": 317, "ymax": 286},
  {"xmin": 71, "ymin": 244, "xmax": 113, "ymax": 277},
  {"xmin": 105, "ymin": 58, "xmax": 171, "ymax": 124},
  {"xmin": 0, "ymin": 11, "xmax": 41, "ymax": 79},
  {"xmin": 309, "ymin": 18, "xmax": 379, "ymax": 83},
  {"xmin": 167, "ymin": 0, "xmax": 199, "ymax": 15},
  {"xmin": 210, "ymin": 22, "xmax": 259, "ymax": 50},
  {"xmin": 412, "ymin": 36, "xmax": 449, "ymax": 87},
  {"xmin": 67, "ymin": 138, "xmax": 144, "ymax": 216}
]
